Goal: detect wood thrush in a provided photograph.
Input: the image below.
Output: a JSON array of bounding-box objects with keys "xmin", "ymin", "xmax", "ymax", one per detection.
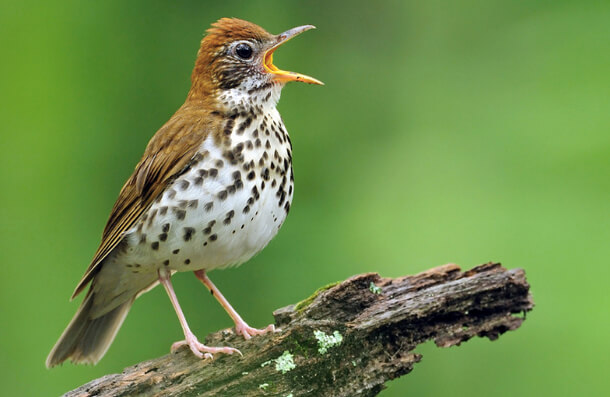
[{"xmin": 46, "ymin": 18, "xmax": 322, "ymax": 367}]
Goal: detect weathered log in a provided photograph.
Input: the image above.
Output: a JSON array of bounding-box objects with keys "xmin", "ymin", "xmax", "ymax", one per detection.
[{"xmin": 65, "ymin": 262, "xmax": 533, "ymax": 396}]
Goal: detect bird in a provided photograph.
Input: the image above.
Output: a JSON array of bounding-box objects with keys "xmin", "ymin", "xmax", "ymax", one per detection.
[{"xmin": 46, "ymin": 17, "xmax": 323, "ymax": 368}]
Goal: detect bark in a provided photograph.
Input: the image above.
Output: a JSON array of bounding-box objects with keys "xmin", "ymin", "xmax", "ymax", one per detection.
[{"xmin": 65, "ymin": 262, "xmax": 533, "ymax": 397}]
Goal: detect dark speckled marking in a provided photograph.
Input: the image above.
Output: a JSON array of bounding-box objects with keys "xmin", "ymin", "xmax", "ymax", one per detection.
[
  {"xmin": 151, "ymin": 241, "xmax": 159, "ymax": 250},
  {"xmin": 184, "ymin": 259, "xmax": 191, "ymax": 265},
  {"xmin": 247, "ymin": 170, "xmax": 255, "ymax": 180},
  {"xmin": 209, "ymin": 234, "xmax": 218, "ymax": 242},
  {"xmin": 173, "ymin": 208, "xmax": 186, "ymax": 220},
  {"xmin": 209, "ymin": 168, "xmax": 218, "ymax": 178},
  {"xmin": 204, "ymin": 201, "xmax": 213, "ymax": 212},
  {"xmin": 180, "ymin": 180, "xmax": 190, "ymax": 190},
  {"xmin": 159, "ymin": 206, "xmax": 168, "ymax": 216},
  {"xmin": 173, "ymin": 249, "xmax": 180, "ymax": 254},
  {"xmin": 232, "ymin": 171, "xmax": 241, "ymax": 180},
  {"xmin": 163, "ymin": 259, "xmax": 169, "ymax": 266},
  {"xmin": 159, "ymin": 233, "xmax": 167, "ymax": 242},
  {"xmin": 139, "ymin": 234, "xmax": 147, "ymax": 244},
  {"xmin": 183, "ymin": 227, "xmax": 195, "ymax": 241},
  {"xmin": 218, "ymin": 190, "xmax": 228, "ymax": 200},
  {"xmin": 194, "ymin": 176, "xmax": 204, "ymax": 185},
  {"xmin": 188, "ymin": 200, "xmax": 198, "ymax": 209}
]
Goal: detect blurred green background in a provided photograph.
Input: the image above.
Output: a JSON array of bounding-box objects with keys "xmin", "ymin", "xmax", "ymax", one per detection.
[{"xmin": 1, "ymin": 0, "xmax": 608, "ymax": 395}]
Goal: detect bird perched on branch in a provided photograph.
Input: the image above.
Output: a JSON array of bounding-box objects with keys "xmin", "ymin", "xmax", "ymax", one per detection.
[{"xmin": 46, "ymin": 17, "xmax": 322, "ymax": 367}]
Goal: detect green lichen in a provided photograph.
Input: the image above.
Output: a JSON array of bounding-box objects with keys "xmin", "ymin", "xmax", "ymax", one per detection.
[
  {"xmin": 294, "ymin": 281, "xmax": 341, "ymax": 313},
  {"xmin": 314, "ymin": 330, "xmax": 343, "ymax": 354},
  {"xmin": 369, "ymin": 281, "xmax": 382, "ymax": 294},
  {"xmin": 275, "ymin": 350, "xmax": 296, "ymax": 374}
]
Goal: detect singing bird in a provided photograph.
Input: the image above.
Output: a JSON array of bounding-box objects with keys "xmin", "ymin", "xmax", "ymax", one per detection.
[{"xmin": 46, "ymin": 18, "xmax": 322, "ymax": 367}]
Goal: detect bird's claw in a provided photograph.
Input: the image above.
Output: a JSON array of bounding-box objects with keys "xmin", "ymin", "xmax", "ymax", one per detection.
[
  {"xmin": 235, "ymin": 322, "xmax": 276, "ymax": 340},
  {"xmin": 171, "ymin": 333, "xmax": 242, "ymax": 359}
]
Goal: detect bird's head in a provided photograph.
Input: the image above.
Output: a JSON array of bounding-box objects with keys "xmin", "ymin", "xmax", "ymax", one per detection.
[{"xmin": 188, "ymin": 18, "xmax": 323, "ymax": 110}]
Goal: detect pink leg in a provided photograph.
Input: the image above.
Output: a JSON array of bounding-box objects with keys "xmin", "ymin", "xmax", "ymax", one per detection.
[
  {"xmin": 158, "ymin": 268, "xmax": 241, "ymax": 359},
  {"xmin": 194, "ymin": 270, "xmax": 275, "ymax": 340}
]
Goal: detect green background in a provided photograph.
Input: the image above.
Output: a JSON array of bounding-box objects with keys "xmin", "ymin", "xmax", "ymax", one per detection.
[{"xmin": 1, "ymin": 1, "xmax": 608, "ymax": 395}]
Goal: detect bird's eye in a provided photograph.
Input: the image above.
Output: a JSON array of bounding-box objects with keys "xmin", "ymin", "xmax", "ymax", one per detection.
[{"xmin": 235, "ymin": 43, "xmax": 253, "ymax": 60}]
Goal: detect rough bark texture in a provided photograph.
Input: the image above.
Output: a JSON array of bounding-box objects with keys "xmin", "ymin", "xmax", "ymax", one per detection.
[{"xmin": 65, "ymin": 262, "xmax": 533, "ymax": 397}]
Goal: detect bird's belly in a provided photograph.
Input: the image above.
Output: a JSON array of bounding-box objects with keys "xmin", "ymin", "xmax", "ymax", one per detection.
[{"xmin": 123, "ymin": 134, "xmax": 293, "ymax": 274}]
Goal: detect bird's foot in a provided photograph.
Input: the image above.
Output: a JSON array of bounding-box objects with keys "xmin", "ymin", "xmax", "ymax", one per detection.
[
  {"xmin": 235, "ymin": 321, "xmax": 276, "ymax": 340},
  {"xmin": 171, "ymin": 331, "xmax": 242, "ymax": 359}
]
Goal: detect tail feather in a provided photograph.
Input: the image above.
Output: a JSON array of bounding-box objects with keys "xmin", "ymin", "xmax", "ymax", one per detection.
[{"xmin": 46, "ymin": 292, "xmax": 134, "ymax": 368}]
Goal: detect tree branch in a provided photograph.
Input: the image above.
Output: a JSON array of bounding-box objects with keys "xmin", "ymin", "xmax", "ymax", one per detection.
[{"xmin": 65, "ymin": 262, "xmax": 533, "ymax": 396}]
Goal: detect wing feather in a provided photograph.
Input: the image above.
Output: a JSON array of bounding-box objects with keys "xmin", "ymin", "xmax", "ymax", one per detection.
[{"xmin": 71, "ymin": 108, "xmax": 214, "ymax": 299}]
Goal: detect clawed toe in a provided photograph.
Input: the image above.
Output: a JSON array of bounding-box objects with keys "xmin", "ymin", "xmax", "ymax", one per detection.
[
  {"xmin": 171, "ymin": 335, "xmax": 241, "ymax": 359},
  {"xmin": 236, "ymin": 322, "xmax": 276, "ymax": 340}
]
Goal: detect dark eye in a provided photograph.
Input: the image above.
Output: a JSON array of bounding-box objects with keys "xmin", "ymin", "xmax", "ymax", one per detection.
[{"xmin": 235, "ymin": 43, "xmax": 253, "ymax": 60}]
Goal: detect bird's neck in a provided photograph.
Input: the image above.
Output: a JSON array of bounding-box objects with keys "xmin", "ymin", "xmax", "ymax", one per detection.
[{"xmin": 216, "ymin": 79, "xmax": 284, "ymax": 115}]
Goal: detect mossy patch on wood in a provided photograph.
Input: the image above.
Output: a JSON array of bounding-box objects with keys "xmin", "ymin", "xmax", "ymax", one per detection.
[{"xmin": 294, "ymin": 281, "xmax": 341, "ymax": 313}]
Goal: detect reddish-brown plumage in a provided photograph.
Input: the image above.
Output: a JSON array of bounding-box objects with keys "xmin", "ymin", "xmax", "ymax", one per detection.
[{"xmin": 189, "ymin": 18, "xmax": 274, "ymax": 100}]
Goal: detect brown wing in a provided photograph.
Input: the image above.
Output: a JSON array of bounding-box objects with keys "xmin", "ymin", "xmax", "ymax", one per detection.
[{"xmin": 71, "ymin": 108, "xmax": 214, "ymax": 299}]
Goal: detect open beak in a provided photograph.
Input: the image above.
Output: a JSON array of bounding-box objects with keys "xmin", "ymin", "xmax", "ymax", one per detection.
[{"xmin": 263, "ymin": 25, "xmax": 324, "ymax": 85}]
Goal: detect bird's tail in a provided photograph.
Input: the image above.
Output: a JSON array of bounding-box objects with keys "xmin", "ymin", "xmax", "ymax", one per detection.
[{"xmin": 46, "ymin": 291, "xmax": 134, "ymax": 368}]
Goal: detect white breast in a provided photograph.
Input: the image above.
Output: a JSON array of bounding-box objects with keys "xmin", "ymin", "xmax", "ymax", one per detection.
[{"xmin": 122, "ymin": 107, "xmax": 294, "ymax": 274}]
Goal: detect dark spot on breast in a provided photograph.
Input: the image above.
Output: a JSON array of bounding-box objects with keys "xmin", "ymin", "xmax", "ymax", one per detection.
[
  {"xmin": 173, "ymin": 249, "xmax": 180, "ymax": 254},
  {"xmin": 261, "ymin": 181, "xmax": 265, "ymax": 190},
  {"xmin": 224, "ymin": 119, "xmax": 235, "ymax": 135},
  {"xmin": 255, "ymin": 138, "xmax": 261, "ymax": 148},
  {"xmin": 159, "ymin": 206, "xmax": 168, "ymax": 216},
  {"xmin": 284, "ymin": 202, "xmax": 291, "ymax": 214},
  {"xmin": 218, "ymin": 190, "xmax": 228, "ymax": 200},
  {"xmin": 159, "ymin": 233, "xmax": 167, "ymax": 242},
  {"xmin": 237, "ymin": 117, "xmax": 252, "ymax": 134},
  {"xmin": 215, "ymin": 159, "xmax": 224, "ymax": 168},
  {"xmin": 194, "ymin": 176, "xmax": 203, "ymax": 185},
  {"xmin": 163, "ymin": 259, "xmax": 169, "ymax": 266},
  {"xmin": 262, "ymin": 168, "xmax": 270, "ymax": 180},
  {"xmin": 183, "ymin": 227, "xmax": 195, "ymax": 241},
  {"xmin": 148, "ymin": 209, "xmax": 158, "ymax": 227},
  {"xmin": 209, "ymin": 234, "xmax": 218, "ymax": 242},
  {"xmin": 204, "ymin": 201, "xmax": 213, "ymax": 212},
  {"xmin": 198, "ymin": 169, "xmax": 209, "ymax": 177},
  {"xmin": 180, "ymin": 180, "xmax": 190, "ymax": 190},
  {"xmin": 247, "ymin": 171, "xmax": 255, "ymax": 180},
  {"xmin": 184, "ymin": 259, "xmax": 191, "ymax": 265},
  {"xmin": 173, "ymin": 208, "xmax": 186, "ymax": 220},
  {"xmin": 188, "ymin": 200, "xmax": 198, "ymax": 209},
  {"xmin": 265, "ymin": 140, "xmax": 271, "ymax": 149},
  {"xmin": 209, "ymin": 168, "xmax": 218, "ymax": 178},
  {"xmin": 178, "ymin": 200, "xmax": 188, "ymax": 209},
  {"xmin": 227, "ymin": 185, "xmax": 236, "ymax": 194},
  {"xmin": 243, "ymin": 205, "xmax": 250, "ymax": 214},
  {"xmin": 151, "ymin": 242, "xmax": 159, "ymax": 250},
  {"xmin": 232, "ymin": 171, "xmax": 241, "ymax": 180}
]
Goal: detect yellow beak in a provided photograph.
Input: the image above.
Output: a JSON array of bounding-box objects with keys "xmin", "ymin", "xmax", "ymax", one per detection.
[{"xmin": 263, "ymin": 25, "xmax": 324, "ymax": 85}]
